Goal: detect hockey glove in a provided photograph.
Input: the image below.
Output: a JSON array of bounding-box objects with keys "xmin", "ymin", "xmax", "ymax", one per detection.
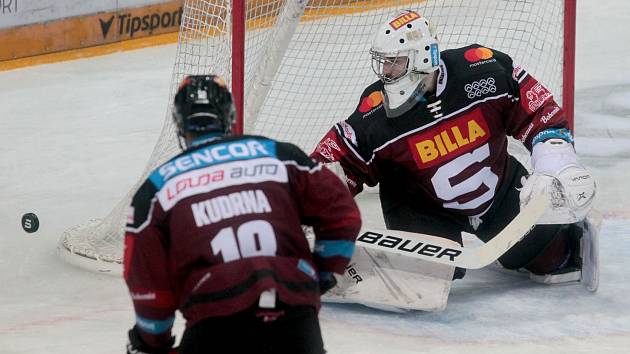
[
  {"xmin": 318, "ymin": 272, "xmax": 337, "ymax": 295},
  {"xmin": 127, "ymin": 326, "xmax": 178, "ymax": 354},
  {"xmin": 520, "ymin": 138, "xmax": 596, "ymax": 224}
]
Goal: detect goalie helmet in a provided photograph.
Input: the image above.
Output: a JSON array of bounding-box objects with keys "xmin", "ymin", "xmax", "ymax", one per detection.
[
  {"xmin": 370, "ymin": 10, "xmax": 440, "ymax": 117},
  {"xmin": 172, "ymin": 75, "xmax": 236, "ymax": 146}
]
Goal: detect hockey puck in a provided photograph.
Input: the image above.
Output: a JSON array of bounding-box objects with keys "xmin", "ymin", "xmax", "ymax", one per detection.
[{"xmin": 21, "ymin": 213, "xmax": 39, "ymax": 233}]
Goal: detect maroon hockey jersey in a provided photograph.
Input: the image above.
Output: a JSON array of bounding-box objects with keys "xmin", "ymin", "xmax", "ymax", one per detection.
[
  {"xmin": 124, "ymin": 135, "xmax": 361, "ymax": 348},
  {"xmin": 311, "ymin": 44, "xmax": 569, "ymax": 217}
]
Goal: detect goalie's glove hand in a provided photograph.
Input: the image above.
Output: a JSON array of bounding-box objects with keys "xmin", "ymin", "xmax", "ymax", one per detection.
[
  {"xmin": 520, "ymin": 138, "xmax": 596, "ymax": 224},
  {"xmin": 318, "ymin": 272, "xmax": 337, "ymax": 295},
  {"xmin": 127, "ymin": 326, "xmax": 178, "ymax": 354}
]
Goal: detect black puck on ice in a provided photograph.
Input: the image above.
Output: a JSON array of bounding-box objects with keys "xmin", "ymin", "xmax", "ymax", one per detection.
[{"xmin": 21, "ymin": 213, "xmax": 39, "ymax": 233}]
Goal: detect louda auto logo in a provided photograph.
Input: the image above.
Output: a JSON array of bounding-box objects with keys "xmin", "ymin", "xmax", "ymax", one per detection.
[
  {"xmin": 464, "ymin": 77, "xmax": 496, "ymax": 99},
  {"xmin": 358, "ymin": 91, "xmax": 384, "ymax": 114},
  {"xmin": 100, "ymin": 7, "xmax": 183, "ymax": 39},
  {"xmin": 464, "ymin": 47, "xmax": 496, "ymax": 67}
]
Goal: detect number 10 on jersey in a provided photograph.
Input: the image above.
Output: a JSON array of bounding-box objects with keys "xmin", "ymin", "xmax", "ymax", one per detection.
[{"xmin": 210, "ymin": 220, "xmax": 278, "ymax": 262}]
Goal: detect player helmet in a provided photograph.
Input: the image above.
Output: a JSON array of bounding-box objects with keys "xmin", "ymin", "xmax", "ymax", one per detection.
[
  {"xmin": 172, "ymin": 75, "xmax": 236, "ymax": 145},
  {"xmin": 370, "ymin": 10, "xmax": 440, "ymax": 117}
]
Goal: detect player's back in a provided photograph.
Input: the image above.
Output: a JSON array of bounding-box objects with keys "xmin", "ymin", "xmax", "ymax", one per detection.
[{"xmin": 129, "ymin": 134, "xmax": 324, "ymax": 325}]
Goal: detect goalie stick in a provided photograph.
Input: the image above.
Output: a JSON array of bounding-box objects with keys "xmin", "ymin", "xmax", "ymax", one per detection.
[{"xmin": 356, "ymin": 190, "xmax": 549, "ymax": 269}]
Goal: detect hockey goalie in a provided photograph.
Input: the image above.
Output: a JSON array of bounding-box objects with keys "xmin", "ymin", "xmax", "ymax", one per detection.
[{"xmin": 310, "ymin": 11, "xmax": 598, "ymax": 311}]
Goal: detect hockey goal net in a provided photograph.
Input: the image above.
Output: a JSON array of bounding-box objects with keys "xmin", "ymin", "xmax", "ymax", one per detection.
[{"xmin": 58, "ymin": 0, "xmax": 576, "ymax": 274}]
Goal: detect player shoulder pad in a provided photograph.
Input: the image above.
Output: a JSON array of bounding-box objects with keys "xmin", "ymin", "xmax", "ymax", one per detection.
[
  {"xmin": 127, "ymin": 179, "xmax": 159, "ymax": 230},
  {"xmin": 275, "ymin": 141, "xmax": 317, "ymax": 169},
  {"xmin": 351, "ymin": 80, "xmax": 386, "ymax": 120},
  {"xmin": 338, "ymin": 80, "xmax": 386, "ymax": 148},
  {"xmin": 442, "ymin": 44, "xmax": 513, "ymax": 75}
]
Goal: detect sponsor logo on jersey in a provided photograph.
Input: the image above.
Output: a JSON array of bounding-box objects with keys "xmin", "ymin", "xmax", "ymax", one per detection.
[
  {"xmin": 464, "ymin": 47, "xmax": 496, "ymax": 67},
  {"xmin": 359, "ymin": 91, "xmax": 384, "ymax": 114},
  {"xmin": 464, "ymin": 77, "xmax": 497, "ymax": 99},
  {"xmin": 389, "ymin": 11, "xmax": 421, "ymax": 30},
  {"xmin": 129, "ymin": 290, "xmax": 174, "ymax": 307},
  {"xmin": 540, "ymin": 106, "xmax": 561, "ymax": 124},
  {"xmin": 164, "ymin": 169, "xmax": 226, "ymax": 202},
  {"xmin": 191, "ymin": 189, "xmax": 272, "ymax": 227},
  {"xmin": 152, "ymin": 139, "xmax": 275, "ymax": 187},
  {"xmin": 130, "ymin": 292, "xmax": 156, "ymax": 301},
  {"xmin": 518, "ymin": 123, "xmax": 535, "ymax": 143},
  {"xmin": 339, "ymin": 121, "xmax": 357, "ymax": 145},
  {"xmin": 316, "ymin": 134, "xmax": 342, "ymax": 162},
  {"xmin": 345, "ymin": 176, "xmax": 358, "ymax": 188},
  {"xmin": 407, "ymin": 108, "xmax": 490, "ymax": 169},
  {"xmin": 525, "ymin": 83, "xmax": 552, "ymax": 113},
  {"xmin": 157, "ymin": 158, "xmax": 287, "ymax": 210},
  {"xmin": 464, "ymin": 47, "xmax": 493, "ymax": 62}
]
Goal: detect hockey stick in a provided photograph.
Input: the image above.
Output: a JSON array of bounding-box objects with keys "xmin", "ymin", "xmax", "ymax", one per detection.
[{"xmin": 356, "ymin": 190, "xmax": 549, "ymax": 269}]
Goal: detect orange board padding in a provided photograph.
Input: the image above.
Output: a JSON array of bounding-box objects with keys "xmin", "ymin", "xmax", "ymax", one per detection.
[{"xmin": 0, "ymin": 1, "xmax": 183, "ymax": 62}]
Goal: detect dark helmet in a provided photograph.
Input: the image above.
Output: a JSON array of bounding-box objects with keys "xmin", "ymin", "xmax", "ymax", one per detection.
[{"xmin": 172, "ymin": 75, "xmax": 236, "ymax": 143}]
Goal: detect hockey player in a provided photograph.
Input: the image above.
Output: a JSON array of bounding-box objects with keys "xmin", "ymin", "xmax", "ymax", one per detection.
[
  {"xmin": 124, "ymin": 75, "xmax": 361, "ymax": 354},
  {"xmin": 311, "ymin": 10, "xmax": 597, "ymax": 290}
]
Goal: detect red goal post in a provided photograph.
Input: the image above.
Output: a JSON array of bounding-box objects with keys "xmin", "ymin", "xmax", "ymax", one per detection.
[{"xmin": 58, "ymin": 0, "xmax": 576, "ymax": 274}]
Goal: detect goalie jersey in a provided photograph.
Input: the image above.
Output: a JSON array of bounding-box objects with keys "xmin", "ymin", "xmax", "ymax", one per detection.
[
  {"xmin": 311, "ymin": 44, "xmax": 570, "ymax": 217},
  {"xmin": 124, "ymin": 135, "xmax": 360, "ymax": 347}
]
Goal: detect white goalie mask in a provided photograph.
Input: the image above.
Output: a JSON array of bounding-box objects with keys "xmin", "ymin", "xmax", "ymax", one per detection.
[{"xmin": 370, "ymin": 10, "xmax": 440, "ymax": 117}]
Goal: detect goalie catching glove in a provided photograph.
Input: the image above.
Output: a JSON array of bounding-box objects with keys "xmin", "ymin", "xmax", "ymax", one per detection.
[{"xmin": 520, "ymin": 138, "xmax": 596, "ymax": 224}]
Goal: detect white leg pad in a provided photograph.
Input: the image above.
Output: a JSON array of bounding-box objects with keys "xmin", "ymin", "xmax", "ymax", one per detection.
[
  {"xmin": 322, "ymin": 241, "xmax": 457, "ymax": 312},
  {"xmin": 580, "ymin": 211, "xmax": 602, "ymax": 292},
  {"xmin": 528, "ymin": 211, "xmax": 602, "ymax": 292}
]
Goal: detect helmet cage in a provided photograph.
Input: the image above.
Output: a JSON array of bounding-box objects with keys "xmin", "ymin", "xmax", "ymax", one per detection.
[
  {"xmin": 369, "ymin": 10, "xmax": 439, "ymax": 87},
  {"xmin": 370, "ymin": 50, "xmax": 413, "ymax": 84}
]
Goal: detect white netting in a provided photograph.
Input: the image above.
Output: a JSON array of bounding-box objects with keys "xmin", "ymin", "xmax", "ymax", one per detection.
[{"xmin": 58, "ymin": 0, "xmax": 570, "ymax": 274}]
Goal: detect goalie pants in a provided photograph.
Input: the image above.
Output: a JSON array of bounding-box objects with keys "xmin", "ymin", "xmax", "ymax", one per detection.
[
  {"xmin": 178, "ymin": 303, "xmax": 325, "ymax": 354},
  {"xmin": 380, "ymin": 155, "xmax": 570, "ymax": 272}
]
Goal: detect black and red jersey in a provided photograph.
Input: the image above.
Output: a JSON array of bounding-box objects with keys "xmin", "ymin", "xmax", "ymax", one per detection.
[
  {"xmin": 124, "ymin": 135, "xmax": 360, "ymax": 348},
  {"xmin": 311, "ymin": 44, "xmax": 569, "ymax": 217}
]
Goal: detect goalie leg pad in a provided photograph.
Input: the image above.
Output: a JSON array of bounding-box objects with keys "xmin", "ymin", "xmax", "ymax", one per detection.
[
  {"xmin": 580, "ymin": 212, "xmax": 602, "ymax": 292},
  {"xmin": 528, "ymin": 212, "xmax": 601, "ymax": 292},
  {"xmin": 322, "ymin": 242, "xmax": 456, "ymax": 312}
]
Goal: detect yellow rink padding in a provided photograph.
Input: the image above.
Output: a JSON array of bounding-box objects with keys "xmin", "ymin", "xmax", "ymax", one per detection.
[{"xmin": 0, "ymin": 0, "xmax": 423, "ymax": 72}]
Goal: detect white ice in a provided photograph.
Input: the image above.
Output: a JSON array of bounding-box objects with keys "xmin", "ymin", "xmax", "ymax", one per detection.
[{"xmin": 1, "ymin": 1, "xmax": 630, "ymax": 353}]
